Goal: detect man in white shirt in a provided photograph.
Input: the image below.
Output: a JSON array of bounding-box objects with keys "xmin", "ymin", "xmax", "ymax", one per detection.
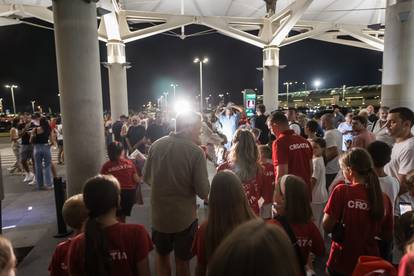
[
  {"xmin": 337, "ymin": 112, "xmax": 353, "ymax": 151},
  {"xmin": 286, "ymin": 107, "xmax": 302, "ymax": 136},
  {"xmin": 321, "ymin": 113, "xmax": 343, "ymax": 190},
  {"xmin": 385, "ymin": 107, "xmax": 414, "ymax": 193},
  {"xmin": 370, "ymin": 106, "xmax": 395, "ymax": 147}
]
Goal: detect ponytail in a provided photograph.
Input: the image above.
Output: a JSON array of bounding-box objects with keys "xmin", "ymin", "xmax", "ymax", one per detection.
[
  {"xmin": 85, "ymin": 218, "xmax": 110, "ymax": 276},
  {"xmin": 82, "ymin": 175, "xmax": 120, "ymax": 276},
  {"xmin": 365, "ymin": 169, "xmax": 384, "ymax": 221}
]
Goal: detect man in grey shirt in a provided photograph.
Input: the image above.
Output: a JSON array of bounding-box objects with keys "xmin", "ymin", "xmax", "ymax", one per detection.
[{"xmin": 144, "ymin": 111, "xmax": 210, "ymax": 276}]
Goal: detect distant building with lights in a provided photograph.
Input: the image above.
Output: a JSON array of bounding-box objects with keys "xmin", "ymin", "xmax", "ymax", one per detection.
[{"xmin": 256, "ymin": 84, "xmax": 381, "ymax": 109}]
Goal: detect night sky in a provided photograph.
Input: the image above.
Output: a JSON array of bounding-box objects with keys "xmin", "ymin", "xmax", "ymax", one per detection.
[{"xmin": 0, "ymin": 23, "xmax": 382, "ymax": 113}]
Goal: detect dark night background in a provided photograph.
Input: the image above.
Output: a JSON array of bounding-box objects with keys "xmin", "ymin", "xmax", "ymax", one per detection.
[{"xmin": 0, "ymin": 23, "xmax": 383, "ymax": 113}]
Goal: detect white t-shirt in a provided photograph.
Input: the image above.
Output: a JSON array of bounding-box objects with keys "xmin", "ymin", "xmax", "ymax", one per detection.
[
  {"xmin": 370, "ymin": 120, "xmax": 395, "ymax": 147},
  {"xmin": 312, "ymin": 156, "xmax": 328, "ymax": 204},
  {"xmin": 337, "ymin": 122, "xmax": 353, "ymax": 151},
  {"xmin": 378, "ymin": 175, "xmax": 400, "ymax": 210},
  {"xmin": 289, "ymin": 122, "xmax": 301, "ymax": 136},
  {"xmin": 324, "ymin": 129, "xmax": 343, "ymax": 174},
  {"xmin": 385, "ymin": 136, "xmax": 414, "ymax": 179}
]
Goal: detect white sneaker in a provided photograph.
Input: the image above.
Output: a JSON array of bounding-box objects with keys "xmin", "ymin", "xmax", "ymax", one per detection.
[
  {"xmin": 25, "ymin": 172, "xmax": 35, "ymax": 183},
  {"xmin": 28, "ymin": 178, "xmax": 36, "ymax": 186},
  {"xmin": 23, "ymin": 173, "xmax": 30, "ymax": 182}
]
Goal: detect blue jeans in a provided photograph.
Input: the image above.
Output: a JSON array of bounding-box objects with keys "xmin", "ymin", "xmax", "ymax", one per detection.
[{"xmin": 33, "ymin": 144, "xmax": 53, "ymax": 188}]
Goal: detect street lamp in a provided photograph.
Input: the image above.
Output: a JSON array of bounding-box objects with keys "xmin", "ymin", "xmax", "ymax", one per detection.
[
  {"xmin": 5, "ymin": 84, "xmax": 18, "ymax": 114},
  {"xmin": 313, "ymin": 79, "xmax": 322, "ymax": 91},
  {"xmin": 194, "ymin": 57, "xmax": 209, "ymax": 111},
  {"xmin": 30, "ymin": 100, "xmax": 35, "ymax": 113},
  {"xmin": 170, "ymin": 83, "xmax": 178, "ymax": 102},
  {"xmin": 283, "ymin": 82, "xmax": 293, "ymax": 107}
]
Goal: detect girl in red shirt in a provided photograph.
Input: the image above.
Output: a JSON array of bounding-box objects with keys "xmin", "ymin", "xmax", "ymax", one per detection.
[
  {"xmin": 271, "ymin": 174, "xmax": 325, "ymax": 275},
  {"xmin": 192, "ymin": 171, "xmax": 256, "ymax": 276},
  {"xmin": 101, "ymin": 141, "xmax": 140, "ymax": 222},
  {"xmin": 323, "ymin": 148, "xmax": 393, "ymax": 276},
  {"xmin": 217, "ymin": 129, "xmax": 264, "ymax": 215},
  {"xmin": 67, "ymin": 175, "xmax": 153, "ymax": 276}
]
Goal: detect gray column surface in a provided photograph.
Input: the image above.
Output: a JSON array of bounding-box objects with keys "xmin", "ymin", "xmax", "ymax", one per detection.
[
  {"xmin": 382, "ymin": 0, "xmax": 414, "ymax": 109},
  {"xmin": 108, "ymin": 63, "xmax": 129, "ymax": 120},
  {"xmin": 106, "ymin": 41, "xmax": 129, "ymax": 120},
  {"xmin": 53, "ymin": 0, "xmax": 106, "ymax": 195},
  {"xmin": 263, "ymin": 46, "xmax": 280, "ymax": 112}
]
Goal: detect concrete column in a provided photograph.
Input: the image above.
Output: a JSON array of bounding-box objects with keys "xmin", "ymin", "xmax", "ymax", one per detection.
[
  {"xmin": 263, "ymin": 46, "xmax": 280, "ymax": 112},
  {"xmin": 53, "ymin": 0, "xmax": 106, "ymax": 195},
  {"xmin": 382, "ymin": 0, "xmax": 414, "ymax": 109},
  {"xmin": 105, "ymin": 40, "xmax": 129, "ymax": 120}
]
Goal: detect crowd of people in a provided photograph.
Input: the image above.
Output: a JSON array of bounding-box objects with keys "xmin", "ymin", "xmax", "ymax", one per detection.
[
  {"xmin": 7, "ymin": 113, "xmax": 64, "ymax": 190},
  {"xmin": 1, "ymin": 103, "xmax": 414, "ymax": 276}
]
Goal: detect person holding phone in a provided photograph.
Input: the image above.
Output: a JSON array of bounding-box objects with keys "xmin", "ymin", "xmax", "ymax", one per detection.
[{"xmin": 395, "ymin": 171, "xmax": 414, "ymax": 217}]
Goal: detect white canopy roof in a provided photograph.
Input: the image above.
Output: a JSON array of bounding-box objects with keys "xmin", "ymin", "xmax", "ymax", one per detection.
[
  {"xmin": 0, "ymin": 0, "xmax": 386, "ymax": 25},
  {"xmin": 121, "ymin": 0, "xmax": 386, "ymax": 25}
]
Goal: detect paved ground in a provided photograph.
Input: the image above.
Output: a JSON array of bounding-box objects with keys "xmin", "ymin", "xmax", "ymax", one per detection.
[
  {"xmin": 0, "ymin": 136, "xmax": 326, "ymax": 275},
  {"xmin": 0, "ymin": 138, "xmax": 211, "ymax": 276}
]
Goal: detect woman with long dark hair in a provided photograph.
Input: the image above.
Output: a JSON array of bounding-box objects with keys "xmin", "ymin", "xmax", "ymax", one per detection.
[
  {"xmin": 271, "ymin": 174, "xmax": 325, "ymax": 274},
  {"xmin": 101, "ymin": 141, "xmax": 140, "ymax": 222},
  {"xmin": 68, "ymin": 175, "xmax": 152, "ymax": 276},
  {"xmin": 323, "ymin": 148, "xmax": 393, "ymax": 275},
  {"xmin": 217, "ymin": 129, "xmax": 264, "ymax": 214},
  {"xmin": 193, "ymin": 171, "xmax": 256, "ymax": 276},
  {"xmin": 30, "ymin": 116, "xmax": 53, "ymax": 190}
]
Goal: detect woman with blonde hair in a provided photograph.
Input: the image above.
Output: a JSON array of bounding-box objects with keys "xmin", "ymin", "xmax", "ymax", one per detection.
[
  {"xmin": 217, "ymin": 129, "xmax": 264, "ymax": 214},
  {"xmin": 192, "ymin": 171, "xmax": 256, "ymax": 276}
]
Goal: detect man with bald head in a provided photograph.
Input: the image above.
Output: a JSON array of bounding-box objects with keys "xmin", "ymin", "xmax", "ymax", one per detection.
[{"xmin": 322, "ymin": 113, "xmax": 343, "ymax": 189}]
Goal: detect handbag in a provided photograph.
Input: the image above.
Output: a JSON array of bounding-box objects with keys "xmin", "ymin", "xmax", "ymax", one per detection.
[
  {"xmin": 331, "ymin": 185, "xmax": 349, "ymax": 244},
  {"xmin": 275, "ymin": 215, "xmax": 306, "ymax": 276}
]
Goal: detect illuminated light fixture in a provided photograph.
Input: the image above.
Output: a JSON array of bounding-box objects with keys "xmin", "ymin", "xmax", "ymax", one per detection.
[
  {"xmin": 174, "ymin": 99, "xmax": 191, "ymax": 114},
  {"xmin": 320, "ymin": 97, "xmax": 334, "ymax": 101},
  {"xmin": 313, "ymin": 79, "xmax": 322, "ymax": 89}
]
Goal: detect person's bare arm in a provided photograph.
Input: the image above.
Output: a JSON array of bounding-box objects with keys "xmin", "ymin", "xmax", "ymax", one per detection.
[
  {"xmin": 231, "ymin": 105, "xmax": 243, "ymax": 113},
  {"xmin": 215, "ymin": 107, "xmax": 224, "ymax": 117},
  {"xmin": 397, "ymin": 174, "xmax": 408, "ymax": 195},
  {"xmin": 322, "ymin": 213, "xmax": 337, "ymax": 233},
  {"xmin": 276, "ymin": 164, "xmax": 288, "ymax": 182},
  {"xmin": 133, "ymin": 173, "xmax": 141, "ymax": 184},
  {"xmin": 136, "ymin": 257, "xmax": 151, "ymax": 276},
  {"xmin": 311, "ymin": 177, "xmax": 317, "ymax": 193}
]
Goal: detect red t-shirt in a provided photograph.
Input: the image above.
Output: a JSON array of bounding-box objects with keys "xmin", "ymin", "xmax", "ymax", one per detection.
[
  {"xmin": 217, "ymin": 162, "xmax": 263, "ymax": 215},
  {"xmin": 68, "ymin": 223, "xmax": 153, "ymax": 276},
  {"xmin": 268, "ymin": 219, "xmax": 325, "ymax": 262},
  {"xmin": 101, "ymin": 158, "xmax": 138, "ymax": 190},
  {"xmin": 272, "ymin": 130, "xmax": 313, "ymax": 192},
  {"xmin": 192, "ymin": 221, "xmax": 208, "ymax": 267},
  {"xmin": 399, "ymin": 252, "xmax": 414, "ymax": 276},
  {"xmin": 49, "ymin": 239, "xmax": 72, "ymax": 276},
  {"xmin": 324, "ymin": 183, "xmax": 393, "ymax": 275},
  {"xmin": 261, "ymin": 162, "xmax": 275, "ymax": 204}
]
